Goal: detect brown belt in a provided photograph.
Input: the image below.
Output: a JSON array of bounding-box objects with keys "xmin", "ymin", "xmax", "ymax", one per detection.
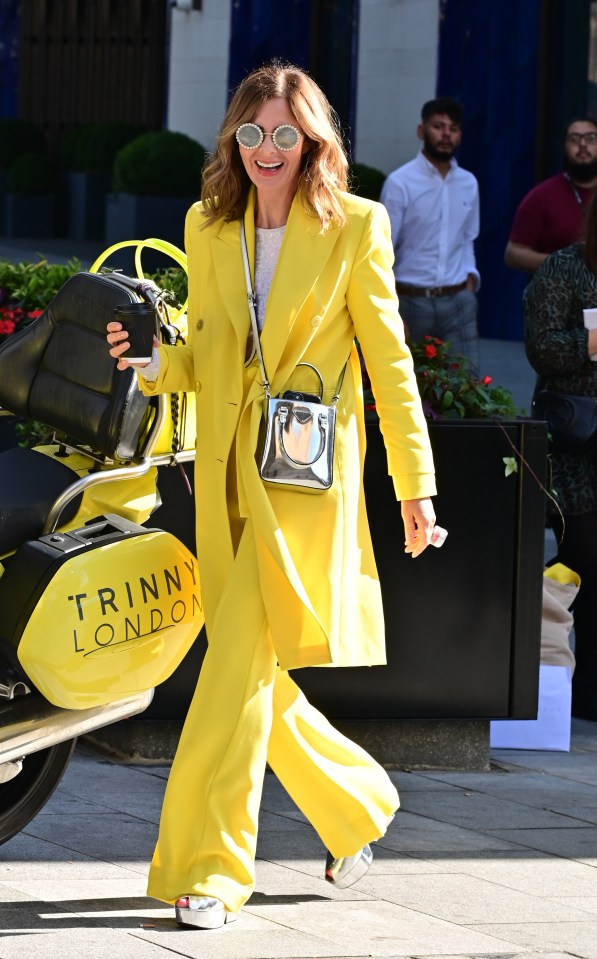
[{"xmin": 396, "ymin": 280, "xmax": 468, "ymax": 298}]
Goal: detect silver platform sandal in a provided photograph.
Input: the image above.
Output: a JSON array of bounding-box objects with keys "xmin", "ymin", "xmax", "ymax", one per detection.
[
  {"xmin": 324, "ymin": 843, "xmax": 373, "ymax": 888},
  {"xmin": 175, "ymin": 896, "xmax": 239, "ymax": 929}
]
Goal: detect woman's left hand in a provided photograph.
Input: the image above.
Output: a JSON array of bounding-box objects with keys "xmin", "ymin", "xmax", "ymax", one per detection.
[{"xmin": 401, "ymin": 497, "xmax": 437, "ymax": 558}]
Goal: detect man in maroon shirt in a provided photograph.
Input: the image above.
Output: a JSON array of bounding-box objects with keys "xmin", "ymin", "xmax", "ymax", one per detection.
[{"xmin": 504, "ymin": 117, "xmax": 597, "ymax": 273}]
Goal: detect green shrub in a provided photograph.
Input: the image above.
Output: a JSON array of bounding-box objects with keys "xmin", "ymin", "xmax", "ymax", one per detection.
[
  {"xmin": 0, "ymin": 258, "xmax": 81, "ymax": 309},
  {"xmin": 113, "ymin": 130, "xmax": 207, "ymax": 196},
  {"xmin": 349, "ymin": 161, "xmax": 386, "ymax": 202},
  {"xmin": 59, "ymin": 122, "xmax": 146, "ymax": 173},
  {"xmin": 0, "ymin": 258, "xmax": 186, "ymax": 313},
  {"xmin": 0, "ymin": 118, "xmax": 45, "ymax": 171},
  {"xmin": 7, "ymin": 152, "xmax": 57, "ymax": 194},
  {"xmin": 149, "ymin": 266, "xmax": 188, "ymax": 306}
]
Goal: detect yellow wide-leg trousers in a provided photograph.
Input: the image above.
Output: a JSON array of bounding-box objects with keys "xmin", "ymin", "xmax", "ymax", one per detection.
[{"xmin": 146, "ymin": 519, "xmax": 399, "ymax": 914}]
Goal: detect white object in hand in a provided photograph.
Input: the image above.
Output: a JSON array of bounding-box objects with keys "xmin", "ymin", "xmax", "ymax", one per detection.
[
  {"xmin": 582, "ymin": 308, "xmax": 597, "ymax": 361},
  {"xmin": 430, "ymin": 526, "xmax": 448, "ymax": 548}
]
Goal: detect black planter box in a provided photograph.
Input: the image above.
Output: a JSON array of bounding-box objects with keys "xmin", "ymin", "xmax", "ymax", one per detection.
[
  {"xmin": 68, "ymin": 172, "xmax": 111, "ymax": 240},
  {"xmin": 146, "ymin": 418, "xmax": 548, "ymax": 723},
  {"xmin": 4, "ymin": 194, "xmax": 55, "ymax": 238},
  {"xmin": 105, "ymin": 192, "xmax": 195, "ymax": 254},
  {"xmin": 293, "ymin": 419, "xmax": 548, "ymax": 721}
]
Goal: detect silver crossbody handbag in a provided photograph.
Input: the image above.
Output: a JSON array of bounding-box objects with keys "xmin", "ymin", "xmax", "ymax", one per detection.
[{"xmin": 240, "ymin": 221, "xmax": 346, "ymax": 493}]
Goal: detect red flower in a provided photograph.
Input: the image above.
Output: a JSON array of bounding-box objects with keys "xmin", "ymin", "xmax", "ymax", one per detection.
[
  {"xmin": 0, "ymin": 319, "xmax": 16, "ymax": 335},
  {"xmin": 27, "ymin": 309, "xmax": 43, "ymax": 319},
  {"xmin": 424, "ymin": 344, "xmax": 437, "ymax": 358},
  {"xmin": 481, "ymin": 375, "xmax": 492, "ymax": 385}
]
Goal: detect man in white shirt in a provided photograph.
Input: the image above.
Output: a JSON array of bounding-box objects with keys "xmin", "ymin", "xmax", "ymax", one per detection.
[{"xmin": 380, "ymin": 97, "xmax": 480, "ymax": 375}]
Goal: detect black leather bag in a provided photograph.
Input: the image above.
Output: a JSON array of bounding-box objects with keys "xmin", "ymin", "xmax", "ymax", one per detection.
[{"xmin": 532, "ymin": 389, "xmax": 597, "ymax": 452}]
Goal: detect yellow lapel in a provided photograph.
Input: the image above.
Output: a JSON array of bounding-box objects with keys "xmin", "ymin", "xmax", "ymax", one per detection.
[
  {"xmin": 210, "ymin": 188, "xmax": 340, "ymax": 385},
  {"xmin": 210, "ymin": 191, "xmax": 257, "ymax": 361},
  {"xmin": 260, "ymin": 194, "xmax": 340, "ymax": 387}
]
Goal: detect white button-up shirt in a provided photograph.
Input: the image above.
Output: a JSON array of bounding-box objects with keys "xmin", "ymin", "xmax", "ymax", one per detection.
[{"xmin": 380, "ymin": 151, "xmax": 480, "ymax": 289}]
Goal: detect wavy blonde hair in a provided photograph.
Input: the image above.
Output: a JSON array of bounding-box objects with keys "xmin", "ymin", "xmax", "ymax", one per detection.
[{"xmin": 201, "ymin": 62, "xmax": 349, "ymax": 231}]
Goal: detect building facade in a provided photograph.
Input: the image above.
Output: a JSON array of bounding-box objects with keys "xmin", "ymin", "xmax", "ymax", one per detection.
[{"xmin": 2, "ymin": 0, "xmax": 597, "ymax": 339}]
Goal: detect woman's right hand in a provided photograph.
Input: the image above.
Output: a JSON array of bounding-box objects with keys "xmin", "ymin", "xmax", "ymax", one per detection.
[
  {"xmin": 107, "ymin": 321, "xmax": 133, "ymax": 371},
  {"xmin": 588, "ymin": 328, "xmax": 597, "ymax": 359}
]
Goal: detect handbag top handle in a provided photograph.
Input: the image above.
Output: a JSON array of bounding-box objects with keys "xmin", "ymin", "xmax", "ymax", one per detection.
[{"xmin": 240, "ymin": 220, "xmax": 347, "ymax": 404}]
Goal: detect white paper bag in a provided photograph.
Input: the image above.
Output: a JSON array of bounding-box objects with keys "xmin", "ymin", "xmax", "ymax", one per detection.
[{"xmin": 490, "ymin": 664, "xmax": 572, "ymax": 752}]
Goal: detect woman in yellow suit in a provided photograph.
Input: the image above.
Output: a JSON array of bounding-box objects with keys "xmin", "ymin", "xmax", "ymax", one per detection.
[{"xmin": 108, "ymin": 61, "xmax": 438, "ymax": 930}]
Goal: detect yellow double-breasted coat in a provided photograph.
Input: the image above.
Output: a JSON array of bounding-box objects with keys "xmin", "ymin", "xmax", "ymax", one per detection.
[
  {"xmin": 144, "ymin": 187, "xmax": 437, "ymax": 911},
  {"xmin": 142, "ymin": 187, "xmax": 436, "ymax": 672}
]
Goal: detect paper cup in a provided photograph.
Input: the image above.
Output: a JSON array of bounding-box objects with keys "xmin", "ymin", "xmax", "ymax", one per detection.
[
  {"xmin": 113, "ymin": 303, "xmax": 157, "ymax": 364},
  {"xmin": 583, "ymin": 308, "xmax": 597, "ymax": 361}
]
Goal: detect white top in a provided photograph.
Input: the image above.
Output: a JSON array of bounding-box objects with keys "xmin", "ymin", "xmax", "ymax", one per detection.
[
  {"xmin": 380, "ymin": 151, "xmax": 480, "ymax": 289},
  {"xmin": 255, "ymin": 225, "xmax": 285, "ymax": 330},
  {"xmin": 140, "ymin": 224, "xmax": 286, "ymax": 381}
]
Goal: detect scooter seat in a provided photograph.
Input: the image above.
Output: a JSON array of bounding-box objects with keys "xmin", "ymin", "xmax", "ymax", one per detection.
[{"xmin": 0, "ymin": 447, "xmax": 82, "ymax": 556}]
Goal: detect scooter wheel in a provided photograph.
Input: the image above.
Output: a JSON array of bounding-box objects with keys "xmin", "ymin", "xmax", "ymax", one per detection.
[{"xmin": 0, "ymin": 738, "xmax": 76, "ymax": 846}]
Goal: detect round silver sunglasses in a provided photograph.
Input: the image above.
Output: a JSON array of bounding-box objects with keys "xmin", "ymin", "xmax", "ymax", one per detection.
[{"xmin": 235, "ymin": 122, "xmax": 302, "ymax": 152}]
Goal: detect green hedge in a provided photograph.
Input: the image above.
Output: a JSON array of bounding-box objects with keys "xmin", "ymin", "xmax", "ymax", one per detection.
[
  {"xmin": 0, "ymin": 118, "xmax": 45, "ymax": 171},
  {"xmin": 0, "ymin": 258, "xmax": 187, "ymax": 311},
  {"xmin": 7, "ymin": 152, "xmax": 57, "ymax": 195},
  {"xmin": 113, "ymin": 130, "xmax": 207, "ymax": 196},
  {"xmin": 58, "ymin": 122, "xmax": 145, "ymax": 173}
]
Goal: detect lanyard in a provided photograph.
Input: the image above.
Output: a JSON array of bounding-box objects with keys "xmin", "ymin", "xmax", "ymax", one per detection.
[{"xmin": 564, "ymin": 173, "xmax": 589, "ymax": 213}]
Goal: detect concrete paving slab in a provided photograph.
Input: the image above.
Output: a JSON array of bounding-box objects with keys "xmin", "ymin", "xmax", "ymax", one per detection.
[
  {"xmin": 470, "ymin": 920, "xmax": 597, "ymax": 959},
  {"xmin": 137, "ymin": 921, "xmax": 352, "ymax": 959},
  {"xmin": 21, "ymin": 813, "xmax": 159, "ymax": 862},
  {"xmin": 483, "ymin": 827, "xmax": 597, "ymax": 861},
  {"xmin": 571, "ymin": 720, "xmax": 597, "ymax": 751},
  {"xmin": 2, "ymin": 877, "xmax": 150, "ymax": 905},
  {"xmin": 257, "ymin": 809, "xmax": 313, "ymax": 834},
  {"xmin": 253, "ymin": 857, "xmax": 370, "ymax": 902},
  {"xmin": 417, "ymin": 768, "xmax": 597, "ymax": 808},
  {"xmin": 489, "ymin": 752, "xmax": 597, "ymax": 787},
  {"xmin": 0, "ymin": 926, "xmax": 179, "ymax": 959},
  {"xmin": 0, "ymin": 833, "xmax": 135, "ymax": 881},
  {"xmin": 550, "ymin": 896, "xmax": 597, "ymax": 917},
  {"xmin": 0, "ymin": 885, "xmax": 35, "ymax": 903},
  {"xmin": 402, "ymin": 849, "xmax": 597, "ymax": 898},
  {"xmin": 377, "ymin": 809, "xmax": 524, "ymax": 855},
  {"xmin": 399, "ymin": 789, "xmax": 583, "ymax": 830},
  {"xmin": 415, "ymin": 954, "xmax": 576, "ymax": 959},
  {"xmin": 246, "ymin": 898, "xmax": 523, "ymax": 957},
  {"xmin": 390, "ymin": 771, "xmax": 469, "ymax": 793},
  {"xmin": 354, "ymin": 871, "xmax": 594, "ymax": 924},
  {"xmin": 256, "ymin": 828, "xmax": 323, "ymax": 867}
]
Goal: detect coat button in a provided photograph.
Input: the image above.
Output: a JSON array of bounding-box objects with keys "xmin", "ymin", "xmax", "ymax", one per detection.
[
  {"xmin": 195, "ymin": 381, "xmax": 201, "ymax": 393},
  {"xmin": 311, "ymin": 315, "xmax": 323, "ymax": 327},
  {"xmin": 196, "ymin": 319, "xmax": 204, "ymax": 331}
]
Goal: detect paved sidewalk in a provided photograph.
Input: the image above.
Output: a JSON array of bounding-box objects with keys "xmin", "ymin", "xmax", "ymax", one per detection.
[{"xmin": 1, "ymin": 720, "xmax": 596, "ymax": 959}]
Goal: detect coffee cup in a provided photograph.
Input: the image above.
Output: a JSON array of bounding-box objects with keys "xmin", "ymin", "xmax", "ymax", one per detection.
[
  {"xmin": 582, "ymin": 308, "xmax": 597, "ymax": 361},
  {"xmin": 113, "ymin": 302, "xmax": 158, "ymax": 364}
]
